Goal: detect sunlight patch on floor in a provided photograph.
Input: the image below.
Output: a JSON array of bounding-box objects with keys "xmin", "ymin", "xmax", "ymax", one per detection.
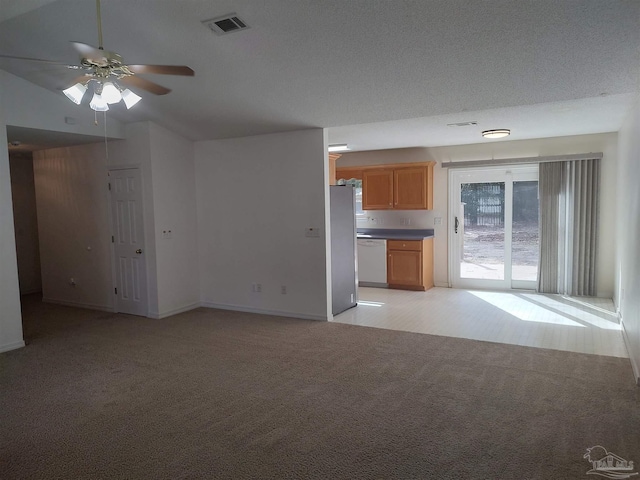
[
  {"xmin": 333, "ymin": 287, "xmax": 628, "ymax": 358},
  {"xmin": 468, "ymin": 290, "xmax": 585, "ymax": 327}
]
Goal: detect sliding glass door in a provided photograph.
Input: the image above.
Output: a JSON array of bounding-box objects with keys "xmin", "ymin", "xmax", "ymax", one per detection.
[{"xmin": 450, "ymin": 166, "xmax": 538, "ymax": 290}]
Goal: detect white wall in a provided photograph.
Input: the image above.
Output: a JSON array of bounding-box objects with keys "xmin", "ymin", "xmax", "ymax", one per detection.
[
  {"xmin": 338, "ymin": 134, "xmax": 617, "ymax": 294},
  {"xmin": 9, "ymin": 153, "xmax": 41, "ymax": 294},
  {"xmin": 195, "ymin": 129, "xmax": 329, "ymax": 320},
  {"xmin": 0, "ymin": 108, "xmax": 25, "ymax": 353},
  {"xmin": 110, "ymin": 122, "xmax": 199, "ymax": 318},
  {"xmin": 147, "ymin": 123, "xmax": 199, "ymax": 317},
  {"xmin": 31, "ymin": 121, "xmax": 199, "ymax": 319},
  {"xmin": 33, "ymin": 143, "xmax": 114, "ymax": 311},
  {"xmin": 616, "ymin": 95, "xmax": 640, "ymax": 384}
]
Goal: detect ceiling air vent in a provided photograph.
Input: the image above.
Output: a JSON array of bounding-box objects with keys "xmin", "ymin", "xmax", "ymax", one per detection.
[
  {"xmin": 447, "ymin": 121, "xmax": 478, "ymax": 127},
  {"xmin": 202, "ymin": 14, "xmax": 249, "ymax": 35}
]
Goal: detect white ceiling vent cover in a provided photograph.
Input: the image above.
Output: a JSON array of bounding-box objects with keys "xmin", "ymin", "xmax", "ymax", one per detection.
[
  {"xmin": 202, "ymin": 14, "xmax": 249, "ymax": 35},
  {"xmin": 447, "ymin": 121, "xmax": 478, "ymax": 127}
]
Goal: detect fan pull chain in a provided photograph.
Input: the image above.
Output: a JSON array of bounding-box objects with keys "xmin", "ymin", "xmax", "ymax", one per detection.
[{"xmin": 103, "ymin": 111, "xmax": 109, "ymax": 160}]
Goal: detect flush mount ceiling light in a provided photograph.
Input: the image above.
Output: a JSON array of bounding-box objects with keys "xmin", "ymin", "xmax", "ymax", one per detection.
[
  {"xmin": 482, "ymin": 129, "xmax": 511, "ymax": 139},
  {"xmin": 328, "ymin": 144, "xmax": 350, "ymax": 152}
]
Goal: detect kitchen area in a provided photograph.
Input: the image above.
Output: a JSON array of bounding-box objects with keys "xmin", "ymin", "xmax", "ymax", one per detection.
[{"xmin": 329, "ymin": 147, "xmax": 439, "ymax": 316}]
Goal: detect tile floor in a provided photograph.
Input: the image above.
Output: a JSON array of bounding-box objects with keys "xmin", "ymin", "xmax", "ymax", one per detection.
[{"xmin": 333, "ymin": 287, "xmax": 628, "ymax": 358}]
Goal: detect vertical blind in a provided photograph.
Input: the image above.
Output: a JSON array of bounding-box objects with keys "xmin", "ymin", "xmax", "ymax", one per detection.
[{"xmin": 537, "ymin": 159, "xmax": 600, "ymax": 296}]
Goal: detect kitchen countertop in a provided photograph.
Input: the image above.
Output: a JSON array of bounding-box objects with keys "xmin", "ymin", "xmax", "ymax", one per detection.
[{"xmin": 357, "ymin": 228, "xmax": 434, "ymax": 240}]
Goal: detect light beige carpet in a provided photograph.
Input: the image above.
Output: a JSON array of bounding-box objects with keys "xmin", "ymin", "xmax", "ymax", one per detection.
[{"xmin": 1, "ymin": 297, "xmax": 639, "ymax": 479}]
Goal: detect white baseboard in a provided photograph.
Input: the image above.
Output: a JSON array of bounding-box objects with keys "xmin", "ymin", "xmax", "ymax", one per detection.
[
  {"xmin": 0, "ymin": 340, "xmax": 26, "ymax": 353},
  {"xmin": 620, "ymin": 317, "xmax": 640, "ymax": 386},
  {"xmin": 359, "ymin": 281, "xmax": 388, "ymax": 288},
  {"xmin": 42, "ymin": 297, "xmax": 115, "ymax": 313},
  {"xmin": 148, "ymin": 302, "xmax": 201, "ymax": 319},
  {"xmin": 434, "ymin": 281, "xmax": 449, "ymax": 288},
  {"xmin": 200, "ymin": 301, "xmax": 327, "ymax": 321}
]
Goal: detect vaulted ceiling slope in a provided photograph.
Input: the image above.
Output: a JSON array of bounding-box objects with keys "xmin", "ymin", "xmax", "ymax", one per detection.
[{"xmin": 1, "ymin": 0, "xmax": 639, "ymax": 150}]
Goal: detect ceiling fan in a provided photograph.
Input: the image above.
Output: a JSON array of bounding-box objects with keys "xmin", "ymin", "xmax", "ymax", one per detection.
[{"xmin": 0, "ymin": 0, "xmax": 194, "ymax": 111}]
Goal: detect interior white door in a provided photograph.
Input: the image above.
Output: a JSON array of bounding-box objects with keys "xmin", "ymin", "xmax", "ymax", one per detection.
[
  {"xmin": 109, "ymin": 168, "xmax": 148, "ymax": 316},
  {"xmin": 449, "ymin": 165, "xmax": 539, "ymax": 290}
]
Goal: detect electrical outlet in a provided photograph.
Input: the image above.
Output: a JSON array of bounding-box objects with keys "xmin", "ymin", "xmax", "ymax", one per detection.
[
  {"xmin": 305, "ymin": 227, "xmax": 321, "ymax": 237},
  {"xmin": 434, "ymin": 217, "xmax": 442, "ymax": 225},
  {"xmin": 256, "ymin": 283, "xmax": 262, "ymax": 293},
  {"xmin": 281, "ymin": 285, "xmax": 287, "ymax": 294}
]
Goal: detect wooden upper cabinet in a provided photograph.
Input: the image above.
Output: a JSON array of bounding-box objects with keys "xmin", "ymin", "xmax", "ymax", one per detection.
[
  {"xmin": 363, "ymin": 169, "xmax": 394, "ymax": 210},
  {"xmin": 337, "ymin": 161, "xmax": 434, "ymax": 210},
  {"xmin": 394, "ymin": 165, "xmax": 433, "ymax": 210}
]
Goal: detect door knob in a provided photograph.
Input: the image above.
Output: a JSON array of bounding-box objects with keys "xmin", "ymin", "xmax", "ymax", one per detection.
[{"xmin": 135, "ymin": 249, "xmax": 143, "ymax": 254}]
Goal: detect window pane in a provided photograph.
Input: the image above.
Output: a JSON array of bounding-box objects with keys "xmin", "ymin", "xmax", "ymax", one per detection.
[
  {"xmin": 460, "ymin": 182, "xmax": 505, "ymax": 280},
  {"xmin": 511, "ymin": 181, "xmax": 539, "ymax": 281}
]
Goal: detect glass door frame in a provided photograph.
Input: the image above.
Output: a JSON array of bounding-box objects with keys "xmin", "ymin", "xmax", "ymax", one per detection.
[{"xmin": 448, "ymin": 164, "xmax": 538, "ymax": 290}]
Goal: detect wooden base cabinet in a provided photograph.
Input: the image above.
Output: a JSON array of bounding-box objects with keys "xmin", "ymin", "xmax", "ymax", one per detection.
[{"xmin": 387, "ymin": 238, "xmax": 434, "ymax": 291}]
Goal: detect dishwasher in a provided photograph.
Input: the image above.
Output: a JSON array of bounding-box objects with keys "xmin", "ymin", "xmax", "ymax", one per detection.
[{"xmin": 357, "ymin": 239, "xmax": 387, "ymax": 287}]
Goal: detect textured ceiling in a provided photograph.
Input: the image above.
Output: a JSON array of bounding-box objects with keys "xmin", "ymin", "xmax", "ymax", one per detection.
[{"xmin": 1, "ymin": 0, "xmax": 639, "ymax": 151}]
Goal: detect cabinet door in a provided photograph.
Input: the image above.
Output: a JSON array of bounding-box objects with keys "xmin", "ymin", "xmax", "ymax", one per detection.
[
  {"xmin": 363, "ymin": 169, "xmax": 393, "ymax": 210},
  {"xmin": 387, "ymin": 249, "xmax": 423, "ymax": 286},
  {"xmin": 394, "ymin": 166, "xmax": 431, "ymax": 210}
]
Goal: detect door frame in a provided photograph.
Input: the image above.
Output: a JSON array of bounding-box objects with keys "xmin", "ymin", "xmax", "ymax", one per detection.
[
  {"xmin": 107, "ymin": 166, "xmax": 149, "ymax": 316},
  {"xmin": 448, "ymin": 164, "xmax": 538, "ymax": 290}
]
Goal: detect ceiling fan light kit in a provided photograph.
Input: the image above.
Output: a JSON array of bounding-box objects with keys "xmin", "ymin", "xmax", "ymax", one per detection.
[
  {"xmin": 3, "ymin": 0, "xmax": 194, "ymax": 114},
  {"xmin": 121, "ymin": 89, "xmax": 142, "ymax": 109},
  {"xmin": 89, "ymin": 92, "xmax": 109, "ymax": 112},
  {"xmin": 62, "ymin": 83, "xmax": 88, "ymax": 104},
  {"xmin": 101, "ymin": 82, "xmax": 122, "ymax": 104}
]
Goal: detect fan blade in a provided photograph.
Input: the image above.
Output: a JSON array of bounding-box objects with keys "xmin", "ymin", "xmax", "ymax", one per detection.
[
  {"xmin": 70, "ymin": 41, "xmax": 108, "ymax": 64},
  {"xmin": 120, "ymin": 75, "xmax": 171, "ymax": 95},
  {"xmin": 0, "ymin": 54, "xmax": 76, "ymax": 67},
  {"xmin": 126, "ymin": 65, "xmax": 194, "ymax": 76}
]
